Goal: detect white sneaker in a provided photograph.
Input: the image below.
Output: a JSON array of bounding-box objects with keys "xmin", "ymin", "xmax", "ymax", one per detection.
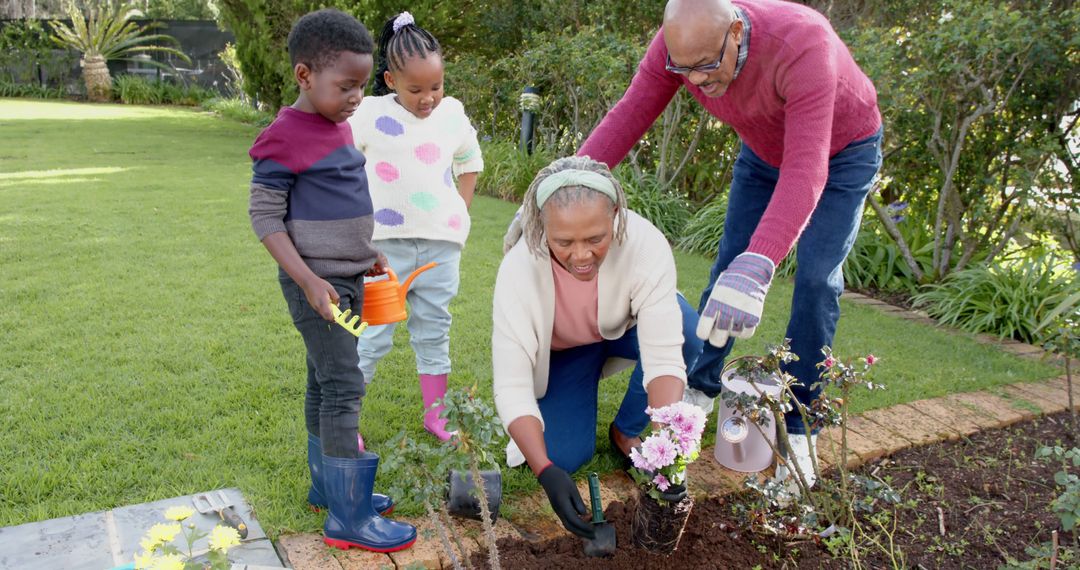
[
  {"xmin": 505, "ymin": 439, "xmax": 525, "ymax": 468},
  {"xmin": 772, "ymin": 433, "xmax": 818, "ymax": 499},
  {"xmin": 682, "ymin": 387, "xmax": 716, "ymax": 415}
]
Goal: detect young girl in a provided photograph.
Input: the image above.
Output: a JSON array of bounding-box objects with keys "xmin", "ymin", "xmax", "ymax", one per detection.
[{"xmin": 348, "ymin": 11, "xmax": 483, "ymax": 442}]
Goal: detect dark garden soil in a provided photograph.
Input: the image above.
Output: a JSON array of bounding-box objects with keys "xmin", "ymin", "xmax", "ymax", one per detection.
[{"xmin": 475, "ymin": 411, "xmax": 1078, "ymax": 569}]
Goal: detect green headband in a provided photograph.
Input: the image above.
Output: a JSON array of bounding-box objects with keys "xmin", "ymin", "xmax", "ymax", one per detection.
[{"xmin": 535, "ymin": 169, "xmax": 617, "ymax": 208}]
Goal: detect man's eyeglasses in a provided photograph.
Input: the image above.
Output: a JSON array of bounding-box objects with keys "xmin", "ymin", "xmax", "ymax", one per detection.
[{"xmin": 665, "ymin": 25, "xmax": 732, "ymax": 76}]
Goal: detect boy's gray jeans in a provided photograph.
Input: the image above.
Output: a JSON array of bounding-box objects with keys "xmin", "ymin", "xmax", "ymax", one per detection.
[{"xmin": 280, "ymin": 270, "xmax": 366, "ymax": 458}]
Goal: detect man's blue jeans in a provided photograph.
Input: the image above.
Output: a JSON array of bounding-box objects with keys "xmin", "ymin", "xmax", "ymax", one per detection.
[
  {"xmin": 687, "ymin": 128, "xmax": 883, "ymax": 435},
  {"xmin": 539, "ymin": 295, "xmax": 703, "ymax": 473}
]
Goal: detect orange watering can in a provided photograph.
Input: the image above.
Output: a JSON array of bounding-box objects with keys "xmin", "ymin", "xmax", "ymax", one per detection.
[{"xmin": 362, "ymin": 262, "xmax": 438, "ymax": 326}]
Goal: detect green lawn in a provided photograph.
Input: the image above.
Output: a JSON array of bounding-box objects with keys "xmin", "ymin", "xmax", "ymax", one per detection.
[{"xmin": 0, "ymin": 99, "xmax": 1059, "ymax": 535}]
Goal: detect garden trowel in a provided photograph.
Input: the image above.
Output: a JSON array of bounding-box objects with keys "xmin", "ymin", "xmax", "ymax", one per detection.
[
  {"xmin": 192, "ymin": 490, "xmax": 248, "ymax": 539},
  {"xmin": 582, "ymin": 472, "xmax": 616, "ymax": 557}
]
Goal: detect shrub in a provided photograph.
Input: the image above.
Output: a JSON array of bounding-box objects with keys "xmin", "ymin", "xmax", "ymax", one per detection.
[
  {"xmin": 113, "ymin": 75, "xmax": 217, "ymax": 106},
  {"xmin": 114, "ymin": 74, "xmax": 161, "ymax": 104},
  {"xmin": 676, "ymin": 198, "xmax": 727, "ymax": 257},
  {"xmin": 842, "ymin": 218, "xmax": 934, "ymax": 294},
  {"xmin": 202, "ymin": 97, "xmax": 273, "ymax": 126},
  {"xmin": 0, "ymin": 81, "xmax": 66, "ymax": 99},
  {"xmin": 474, "ymin": 140, "xmax": 555, "ymax": 202},
  {"xmin": 619, "ymin": 171, "xmax": 690, "ymax": 242},
  {"xmin": 450, "ymin": 26, "xmax": 643, "ymax": 156},
  {"xmin": 214, "ymin": 0, "xmax": 310, "ymax": 111},
  {"xmin": 912, "ymin": 257, "xmax": 1076, "ymax": 343}
]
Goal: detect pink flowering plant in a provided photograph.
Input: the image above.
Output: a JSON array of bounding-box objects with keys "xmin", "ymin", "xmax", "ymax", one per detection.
[
  {"xmin": 628, "ymin": 401, "xmax": 708, "ymax": 504},
  {"xmin": 723, "ymin": 340, "xmax": 898, "ymax": 549}
]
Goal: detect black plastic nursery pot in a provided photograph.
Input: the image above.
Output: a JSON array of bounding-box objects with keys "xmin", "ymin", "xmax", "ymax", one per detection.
[{"xmin": 446, "ymin": 469, "xmax": 502, "ymax": 523}]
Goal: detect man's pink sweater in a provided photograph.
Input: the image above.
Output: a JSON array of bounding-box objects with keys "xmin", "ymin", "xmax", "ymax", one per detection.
[{"xmin": 579, "ymin": 0, "xmax": 881, "ymax": 264}]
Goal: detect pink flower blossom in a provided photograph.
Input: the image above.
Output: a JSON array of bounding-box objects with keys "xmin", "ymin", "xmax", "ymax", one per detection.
[
  {"xmin": 629, "ymin": 446, "xmax": 651, "ymax": 471},
  {"xmin": 675, "ymin": 433, "xmax": 699, "ymax": 456},
  {"xmin": 823, "ymin": 356, "xmax": 836, "ymax": 368},
  {"xmin": 866, "ymin": 354, "xmax": 878, "ymax": 366},
  {"xmin": 649, "ymin": 402, "xmax": 706, "ymax": 443},
  {"xmin": 640, "ymin": 433, "xmax": 678, "ymax": 470},
  {"xmin": 653, "ymin": 473, "xmax": 670, "ymax": 491}
]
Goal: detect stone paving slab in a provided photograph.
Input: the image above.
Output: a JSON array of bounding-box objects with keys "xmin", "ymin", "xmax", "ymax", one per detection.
[
  {"xmin": 847, "ymin": 414, "xmax": 914, "ymax": 455},
  {"xmin": 0, "ymin": 489, "xmax": 280, "ymax": 570},
  {"xmin": 834, "ymin": 419, "xmax": 891, "ymax": 461},
  {"xmin": 893, "ymin": 402, "xmax": 965, "ymax": 442},
  {"xmin": 937, "ymin": 393, "xmax": 1007, "ymax": 430},
  {"xmin": 1011, "ymin": 380, "xmax": 1075, "ymax": 412},
  {"xmin": 278, "ymin": 534, "xmax": 347, "ymax": 570},
  {"xmin": 816, "ymin": 426, "xmax": 862, "ymax": 470},
  {"xmin": 948, "ymin": 391, "xmax": 1032, "ymax": 426},
  {"xmin": 388, "ymin": 515, "xmax": 476, "ymax": 570},
  {"xmin": 1043, "ymin": 376, "xmax": 1078, "ymax": 407},
  {"xmin": 337, "ymin": 546, "xmax": 395, "ymax": 570},
  {"xmin": 905, "ymin": 397, "xmax": 982, "ymax": 438},
  {"xmin": 860, "ymin": 405, "xmax": 942, "ymax": 447},
  {"xmin": 999, "ymin": 343, "xmax": 1049, "ymax": 358},
  {"xmin": 1000, "ymin": 384, "xmax": 1066, "ymax": 415}
]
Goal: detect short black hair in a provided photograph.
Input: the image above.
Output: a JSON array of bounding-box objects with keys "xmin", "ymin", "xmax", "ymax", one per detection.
[{"xmin": 287, "ymin": 8, "xmax": 374, "ymax": 71}]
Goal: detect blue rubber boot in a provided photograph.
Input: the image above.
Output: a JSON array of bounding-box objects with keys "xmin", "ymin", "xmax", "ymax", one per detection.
[
  {"xmin": 307, "ymin": 434, "xmax": 394, "ymax": 515},
  {"xmin": 322, "ymin": 452, "xmax": 417, "ymax": 552}
]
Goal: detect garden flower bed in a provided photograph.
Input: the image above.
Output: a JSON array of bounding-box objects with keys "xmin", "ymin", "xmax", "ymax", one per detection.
[{"xmin": 474, "ymin": 410, "xmax": 1078, "ymax": 569}]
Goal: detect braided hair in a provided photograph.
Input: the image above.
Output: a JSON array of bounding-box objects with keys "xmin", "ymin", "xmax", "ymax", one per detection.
[
  {"xmin": 521, "ymin": 156, "xmax": 628, "ymax": 257},
  {"xmin": 372, "ymin": 13, "xmax": 442, "ymax": 96}
]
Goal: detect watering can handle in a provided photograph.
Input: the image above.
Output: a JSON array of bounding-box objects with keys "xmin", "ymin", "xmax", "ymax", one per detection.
[{"xmin": 399, "ymin": 262, "xmax": 438, "ymax": 302}]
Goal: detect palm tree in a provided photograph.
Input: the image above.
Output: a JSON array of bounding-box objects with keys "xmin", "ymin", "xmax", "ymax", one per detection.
[{"xmin": 49, "ymin": 0, "xmax": 191, "ymax": 102}]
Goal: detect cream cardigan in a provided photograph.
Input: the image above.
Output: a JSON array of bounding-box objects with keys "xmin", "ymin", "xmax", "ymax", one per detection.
[{"xmin": 492, "ymin": 209, "xmax": 688, "ymax": 430}]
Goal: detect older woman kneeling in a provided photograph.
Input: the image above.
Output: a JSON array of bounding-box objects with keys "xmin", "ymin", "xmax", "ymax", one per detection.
[{"xmin": 492, "ymin": 156, "xmax": 702, "ymax": 539}]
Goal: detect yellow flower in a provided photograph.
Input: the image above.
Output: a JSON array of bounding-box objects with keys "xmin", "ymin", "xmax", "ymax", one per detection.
[
  {"xmin": 149, "ymin": 553, "xmax": 184, "ymax": 570},
  {"xmin": 139, "ymin": 537, "xmax": 158, "ymax": 553},
  {"xmin": 208, "ymin": 524, "xmax": 241, "ymax": 551},
  {"xmin": 163, "ymin": 506, "xmax": 194, "ymax": 521},
  {"xmin": 147, "ymin": 522, "xmax": 182, "ymax": 546},
  {"xmin": 133, "ymin": 551, "xmax": 155, "ymax": 569}
]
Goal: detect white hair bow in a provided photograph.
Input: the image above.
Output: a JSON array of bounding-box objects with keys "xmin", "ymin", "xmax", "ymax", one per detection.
[{"xmin": 392, "ymin": 11, "xmax": 415, "ymax": 33}]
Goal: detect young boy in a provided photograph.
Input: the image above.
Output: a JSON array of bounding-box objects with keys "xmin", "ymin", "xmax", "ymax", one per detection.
[{"xmin": 247, "ymin": 8, "xmax": 416, "ymax": 553}]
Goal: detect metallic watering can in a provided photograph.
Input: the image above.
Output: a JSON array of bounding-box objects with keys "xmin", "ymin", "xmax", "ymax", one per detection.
[
  {"xmin": 362, "ymin": 262, "xmax": 437, "ymax": 326},
  {"xmin": 714, "ymin": 369, "xmax": 783, "ymax": 473}
]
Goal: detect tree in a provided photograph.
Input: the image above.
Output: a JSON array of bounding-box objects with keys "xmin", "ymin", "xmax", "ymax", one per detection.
[
  {"xmin": 49, "ymin": 0, "xmax": 190, "ymax": 102},
  {"xmin": 214, "ymin": 0, "xmax": 309, "ymax": 111},
  {"xmin": 141, "ymin": 0, "xmax": 217, "ymax": 20},
  {"xmin": 848, "ymin": 0, "xmax": 1080, "ymax": 282}
]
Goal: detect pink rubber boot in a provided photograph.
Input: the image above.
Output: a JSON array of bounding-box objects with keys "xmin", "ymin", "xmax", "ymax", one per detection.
[{"xmin": 419, "ymin": 374, "xmax": 454, "ymax": 441}]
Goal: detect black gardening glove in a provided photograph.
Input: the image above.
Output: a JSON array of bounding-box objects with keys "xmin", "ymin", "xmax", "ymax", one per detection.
[{"xmin": 537, "ymin": 463, "xmax": 596, "ymax": 540}]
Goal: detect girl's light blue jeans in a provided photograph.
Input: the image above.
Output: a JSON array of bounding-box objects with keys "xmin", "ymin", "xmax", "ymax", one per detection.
[
  {"xmin": 687, "ymin": 127, "xmax": 884, "ymax": 435},
  {"xmin": 356, "ymin": 238, "xmax": 461, "ymax": 383}
]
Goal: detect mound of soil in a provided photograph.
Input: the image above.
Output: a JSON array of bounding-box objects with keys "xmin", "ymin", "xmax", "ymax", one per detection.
[{"xmin": 475, "ymin": 411, "xmax": 1078, "ymax": 569}]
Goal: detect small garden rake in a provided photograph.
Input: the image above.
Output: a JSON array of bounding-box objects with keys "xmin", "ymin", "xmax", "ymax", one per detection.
[{"xmin": 330, "ymin": 304, "xmax": 368, "ymax": 337}]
